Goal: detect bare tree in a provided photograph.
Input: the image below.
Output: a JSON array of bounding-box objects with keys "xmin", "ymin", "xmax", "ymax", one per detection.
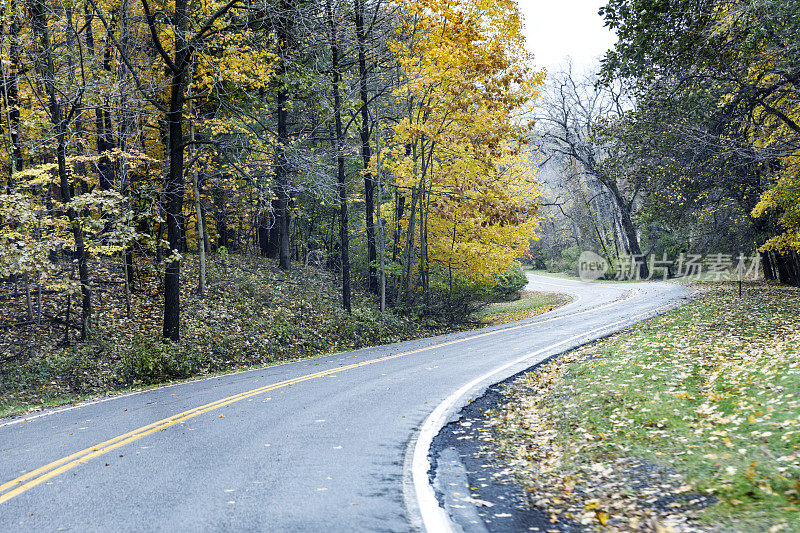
[{"xmin": 537, "ymin": 65, "xmax": 649, "ymax": 277}]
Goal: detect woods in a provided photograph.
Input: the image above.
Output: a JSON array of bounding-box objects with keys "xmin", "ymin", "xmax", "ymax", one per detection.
[
  {"xmin": 529, "ymin": 0, "xmax": 800, "ymax": 286},
  {"xmin": 4, "ymin": 0, "xmax": 800, "ymax": 414},
  {"xmin": 4, "ymin": 2, "xmax": 800, "ymax": 528},
  {"xmin": 0, "ymin": 0, "xmax": 543, "ymax": 347}
]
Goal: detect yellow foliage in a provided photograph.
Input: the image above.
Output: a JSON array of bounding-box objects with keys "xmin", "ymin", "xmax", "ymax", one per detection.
[
  {"xmin": 385, "ymin": 0, "xmax": 545, "ymax": 283},
  {"xmin": 713, "ymin": 1, "xmax": 800, "ymax": 253}
]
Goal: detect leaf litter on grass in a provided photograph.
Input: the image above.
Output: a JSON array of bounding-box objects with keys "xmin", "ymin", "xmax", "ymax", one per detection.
[{"xmin": 485, "ymin": 283, "xmax": 800, "ymax": 532}]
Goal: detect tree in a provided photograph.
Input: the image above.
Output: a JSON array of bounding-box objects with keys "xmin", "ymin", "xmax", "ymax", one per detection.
[
  {"xmin": 385, "ymin": 0, "xmax": 544, "ymax": 305},
  {"xmin": 29, "ymin": 0, "xmax": 93, "ymax": 339},
  {"xmin": 538, "ymin": 67, "xmax": 649, "ymax": 277},
  {"xmin": 600, "ymin": 0, "xmax": 800, "ymax": 284},
  {"xmin": 326, "ymin": 0, "xmax": 351, "ymax": 311}
]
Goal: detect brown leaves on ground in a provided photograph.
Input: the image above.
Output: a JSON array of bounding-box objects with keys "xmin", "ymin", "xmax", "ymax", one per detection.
[{"xmin": 485, "ymin": 283, "xmax": 800, "ymax": 531}]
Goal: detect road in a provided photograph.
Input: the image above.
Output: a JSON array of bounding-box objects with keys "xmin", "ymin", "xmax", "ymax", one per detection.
[{"xmin": 0, "ymin": 275, "xmax": 688, "ymax": 532}]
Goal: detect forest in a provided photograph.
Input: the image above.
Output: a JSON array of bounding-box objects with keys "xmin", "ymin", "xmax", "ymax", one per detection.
[
  {"xmin": 531, "ymin": 0, "xmax": 800, "ymax": 286},
  {"xmin": 0, "ymin": 0, "xmax": 541, "ymax": 336},
  {"xmin": 3, "ymin": 1, "xmax": 800, "ymax": 529},
  {"xmin": 1, "ymin": 0, "xmax": 800, "ymax": 406},
  {"xmin": 0, "ymin": 0, "xmax": 547, "ymax": 407}
]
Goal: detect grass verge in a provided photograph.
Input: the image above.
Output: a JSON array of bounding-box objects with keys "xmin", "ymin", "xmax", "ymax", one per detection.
[
  {"xmin": 476, "ymin": 291, "xmax": 572, "ymax": 326},
  {"xmin": 524, "ymin": 267, "xmax": 583, "ymax": 281},
  {"xmin": 487, "ymin": 282, "xmax": 800, "ymax": 531}
]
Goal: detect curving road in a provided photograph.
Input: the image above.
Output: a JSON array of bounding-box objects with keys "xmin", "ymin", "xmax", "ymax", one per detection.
[{"xmin": 0, "ymin": 275, "xmax": 689, "ymax": 532}]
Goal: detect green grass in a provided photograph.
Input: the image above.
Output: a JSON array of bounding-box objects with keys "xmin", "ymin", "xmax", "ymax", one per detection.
[
  {"xmin": 524, "ymin": 267, "xmax": 582, "ymax": 280},
  {"xmin": 490, "ymin": 282, "xmax": 800, "ymax": 531},
  {"xmin": 475, "ymin": 290, "xmax": 571, "ymax": 325},
  {"xmin": 526, "ymin": 265, "xmax": 754, "ymax": 285}
]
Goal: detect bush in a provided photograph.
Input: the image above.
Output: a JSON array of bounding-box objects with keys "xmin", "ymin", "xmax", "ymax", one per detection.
[
  {"xmin": 543, "ymin": 245, "xmax": 584, "ymax": 274},
  {"xmin": 0, "ymin": 344, "xmax": 100, "ymax": 397},
  {"xmin": 561, "ymin": 245, "xmax": 583, "ymax": 273},
  {"xmin": 493, "ymin": 261, "xmax": 528, "ymax": 299},
  {"xmin": 521, "ymin": 243, "xmax": 550, "ymax": 269},
  {"xmin": 118, "ymin": 334, "xmax": 201, "ymax": 385},
  {"xmin": 546, "ymin": 259, "xmax": 568, "ymax": 273},
  {"xmin": 423, "ymin": 265, "xmax": 493, "ymax": 323},
  {"xmin": 42, "ymin": 346, "xmax": 100, "ymax": 393}
]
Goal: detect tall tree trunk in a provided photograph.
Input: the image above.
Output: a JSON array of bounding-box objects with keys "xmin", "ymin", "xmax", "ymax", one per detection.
[
  {"xmin": 269, "ymin": 0, "xmax": 292, "ymax": 270},
  {"xmin": 83, "ymin": 7, "xmax": 115, "ymax": 191},
  {"xmin": 606, "ymin": 181, "xmax": 648, "ymax": 279},
  {"xmin": 0, "ymin": 0, "xmax": 22, "ymax": 190},
  {"xmin": 393, "ymin": 192, "xmax": 404, "ymax": 263},
  {"xmin": 118, "ymin": 0, "xmax": 136, "ymax": 290},
  {"xmin": 762, "ymin": 250, "xmax": 776, "ymax": 281},
  {"xmin": 275, "ymin": 88, "xmax": 291, "ymax": 270},
  {"xmin": 773, "ymin": 252, "xmax": 800, "ymax": 287},
  {"xmin": 327, "ymin": 0, "xmax": 350, "ymax": 311},
  {"xmin": 258, "ymin": 206, "xmax": 270, "ymax": 256},
  {"xmin": 375, "ymin": 99, "xmax": 386, "ymax": 311},
  {"xmin": 216, "ymin": 188, "xmax": 228, "ymax": 250},
  {"xmin": 66, "ymin": 8, "xmax": 90, "ymax": 196},
  {"xmin": 30, "ymin": 0, "xmax": 92, "ymax": 339},
  {"xmin": 188, "ymin": 79, "xmax": 205, "ymax": 295},
  {"xmin": 354, "ymin": 0, "xmax": 376, "ymax": 293},
  {"xmin": 192, "ymin": 168, "xmax": 206, "ymax": 295},
  {"xmin": 264, "ymin": 197, "xmax": 280, "ymax": 258},
  {"xmin": 399, "ymin": 187, "xmax": 418, "ymax": 306},
  {"xmin": 161, "ymin": 0, "xmax": 189, "ymax": 341},
  {"xmin": 618, "ymin": 201, "xmax": 649, "ymax": 279}
]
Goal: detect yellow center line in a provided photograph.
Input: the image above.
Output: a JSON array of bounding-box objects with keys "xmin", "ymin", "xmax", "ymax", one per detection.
[{"xmin": 0, "ymin": 284, "xmax": 636, "ymax": 505}]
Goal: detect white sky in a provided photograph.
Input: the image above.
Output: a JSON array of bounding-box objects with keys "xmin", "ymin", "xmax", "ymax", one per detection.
[{"xmin": 516, "ymin": 0, "xmax": 617, "ymax": 74}]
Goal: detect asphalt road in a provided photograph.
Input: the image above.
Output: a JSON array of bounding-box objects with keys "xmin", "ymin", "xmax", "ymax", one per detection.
[{"xmin": 0, "ymin": 275, "xmax": 689, "ymax": 532}]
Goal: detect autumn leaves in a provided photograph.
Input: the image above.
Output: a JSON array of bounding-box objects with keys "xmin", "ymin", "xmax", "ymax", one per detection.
[{"xmin": 385, "ymin": 0, "xmax": 545, "ymax": 294}]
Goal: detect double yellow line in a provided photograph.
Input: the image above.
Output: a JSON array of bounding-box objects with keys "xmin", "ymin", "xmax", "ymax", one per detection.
[
  {"xmin": 0, "ymin": 323, "xmax": 526, "ymax": 505},
  {"xmin": 0, "ymin": 283, "xmax": 632, "ymax": 505}
]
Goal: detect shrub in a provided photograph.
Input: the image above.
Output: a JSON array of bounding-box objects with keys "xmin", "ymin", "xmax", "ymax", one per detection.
[
  {"xmin": 423, "ymin": 265, "xmax": 494, "ymax": 323},
  {"xmin": 493, "ymin": 261, "xmax": 528, "ymax": 299},
  {"xmin": 118, "ymin": 334, "xmax": 200, "ymax": 385}
]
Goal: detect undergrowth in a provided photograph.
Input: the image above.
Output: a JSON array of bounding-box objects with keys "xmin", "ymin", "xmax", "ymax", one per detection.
[{"xmin": 1, "ymin": 255, "xmax": 559, "ymax": 417}]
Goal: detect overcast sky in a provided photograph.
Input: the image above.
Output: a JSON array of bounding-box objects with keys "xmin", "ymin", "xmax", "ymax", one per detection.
[{"xmin": 516, "ymin": 0, "xmax": 617, "ymax": 74}]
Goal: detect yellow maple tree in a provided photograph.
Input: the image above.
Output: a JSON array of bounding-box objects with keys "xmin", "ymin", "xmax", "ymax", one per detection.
[{"xmin": 384, "ymin": 0, "xmax": 545, "ymax": 289}]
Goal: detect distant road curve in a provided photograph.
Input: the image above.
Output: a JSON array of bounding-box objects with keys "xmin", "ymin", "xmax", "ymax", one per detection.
[{"xmin": 0, "ymin": 274, "xmax": 688, "ymax": 532}]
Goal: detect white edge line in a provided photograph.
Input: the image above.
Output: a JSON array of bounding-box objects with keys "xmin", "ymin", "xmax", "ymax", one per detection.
[
  {"xmin": 408, "ymin": 298, "xmax": 682, "ymax": 533},
  {"xmin": 0, "ymin": 353, "xmax": 325, "ymax": 428}
]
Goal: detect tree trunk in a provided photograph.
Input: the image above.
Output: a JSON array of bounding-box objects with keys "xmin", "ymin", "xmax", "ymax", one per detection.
[
  {"xmin": 0, "ymin": 0, "xmax": 22, "ymax": 190},
  {"xmin": 188, "ymin": 86, "xmax": 205, "ymax": 296},
  {"xmin": 269, "ymin": 0, "xmax": 293, "ymax": 270},
  {"xmin": 762, "ymin": 251, "xmax": 776, "ymax": 281},
  {"xmin": 275, "ymin": 88, "xmax": 291, "ymax": 270},
  {"xmin": 118, "ymin": 0, "xmax": 136, "ymax": 289},
  {"xmin": 375, "ymin": 98, "xmax": 386, "ymax": 312},
  {"xmin": 30, "ymin": 0, "xmax": 92, "ymax": 340},
  {"xmin": 328, "ymin": 0, "xmax": 350, "ymax": 311},
  {"xmin": 66, "ymin": 8, "xmax": 90, "ymax": 197},
  {"xmin": 774, "ymin": 252, "xmax": 800, "ymax": 287},
  {"xmin": 354, "ymin": 0, "xmax": 376, "ymax": 293},
  {"xmin": 399, "ymin": 187, "xmax": 418, "ymax": 306},
  {"xmin": 192, "ymin": 168, "xmax": 206, "ymax": 295},
  {"xmin": 162, "ymin": 0, "xmax": 189, "ymax": 341},
  {"xmin": 84, "ymin": 7, "xmax": 115, "ymax": 191},
  {"xmin": 216, "ymin": 188, "xmax": 228, "ymax": 250},
  {"xmin": 393, "ymin": 193, "xmax": 404, "ymax": 263},
  {"xmin": 618, "ymin": 201, "xmax": 649, "ymax": 279},
  {"xmin": 258, "ymin": 208, "xmax": 270, "ymax": 256}
]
